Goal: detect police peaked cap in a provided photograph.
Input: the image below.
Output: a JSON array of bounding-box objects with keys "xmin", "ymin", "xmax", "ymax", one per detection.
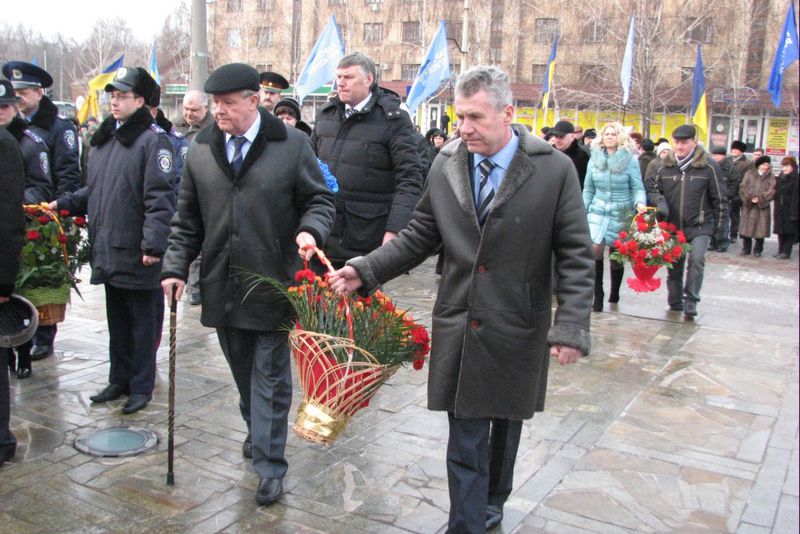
[
  {"xmin": 105, "ymin": 67, "xmax": 158, "ymax": 99},
  {"xmin": 0, "ymin": 79, "xmax": 20, "ymax": 103},
  {"xmin": 259, "ymin": 71, "xmax": 289, "ymax": 92},
  {"xmin": 2, "ymin": 61, "xmax": 53, "ymax": 89},
  {"xmin": 205, "ymin": 63, "xmax": 260, "ymax": 95}
]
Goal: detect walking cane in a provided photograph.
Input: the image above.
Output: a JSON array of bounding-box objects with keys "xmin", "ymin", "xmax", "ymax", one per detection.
[{"xmin": 167, "ymin": 284, "xmax": 177, "ymax": 485}]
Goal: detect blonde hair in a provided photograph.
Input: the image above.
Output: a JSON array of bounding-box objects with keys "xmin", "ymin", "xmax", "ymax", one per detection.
[{"xmin": 591, "ymin": 122, "xmax": 635, "ymax": 151}]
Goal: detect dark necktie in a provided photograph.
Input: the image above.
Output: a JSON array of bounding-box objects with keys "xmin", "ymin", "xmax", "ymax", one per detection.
[
  {"xmin": 345, "ymin": 107, "xmax": 356, "ymax": 119},
  {"xmin": 476, "ymin": 159, "xmax": 496, "ymax": 227},
  {"xmin": 230, "ymin": 136, "xmax": 247, "ymax": 175}
]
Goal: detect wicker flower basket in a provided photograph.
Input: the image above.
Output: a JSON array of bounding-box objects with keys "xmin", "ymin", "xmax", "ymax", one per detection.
[
  {"xmin": 289, "ymin": 329, "xmax": 400, "ymax": 445},
  {"xmin": 18, "ymin": 285, "xmax": 70, "ymax": 326}
]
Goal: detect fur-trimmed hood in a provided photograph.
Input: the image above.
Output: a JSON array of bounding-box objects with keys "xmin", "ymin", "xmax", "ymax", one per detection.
[
  {"xmin": 90, "ymin": 106, "xmax": 155, "ymax": 148},
  {"xmin": 589, "ymin": 147, "xmax": 635, "ymax": 174}
]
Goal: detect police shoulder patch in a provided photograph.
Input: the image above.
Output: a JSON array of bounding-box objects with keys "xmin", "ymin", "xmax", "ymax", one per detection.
[
  {"xmin": 157, "ymin": 148, "xmax": 173, "ymax": 174},
  {"xmin": 180, "ymin": 145, "xmax": 189, "ymax": 162},
  {"xmin": 23, "ymin": 129, "xmax": 44, "ymax": 144},
  {"xmin": 150, "ymin": 124, "xmax": 166, "ymax": 134},
  {"xmin": 171, "ymin": 128, "xmax": 184, "ymax": 139},
  {"xmin": 39, "ymin": 151, "xmax": 50, "ymax": 176},
  {"xmin": 63, "ymin": 129, "xmax": 77, "ymax": 151}
]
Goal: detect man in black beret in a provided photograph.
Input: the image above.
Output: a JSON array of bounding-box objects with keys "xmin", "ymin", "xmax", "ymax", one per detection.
[
  {"xmin": 2, "ymin": 60, "xmax": 82, "ymax": 360},
  {"xmin": 581, "ymin": 128, "xmax": 596, "ymax": 154},
  {"xmin": 53, "ymin": 66, "xmax": 176, "ymax": 414},
  {"xmin": 259, "ymin": 71, "xmax": 289, "ymax": 113},
  {"xmin": 644, "ymin": 124, "xmax": 727, "ymax": 317},
  {"xmin": 160, "ymin": 63, "xmax": 334, "ymax": 506}
]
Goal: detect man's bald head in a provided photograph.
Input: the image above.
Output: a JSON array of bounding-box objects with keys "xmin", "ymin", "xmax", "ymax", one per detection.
[{"xmin": 182, "ymin": 90, "xmax": 209, "ymax": 126}]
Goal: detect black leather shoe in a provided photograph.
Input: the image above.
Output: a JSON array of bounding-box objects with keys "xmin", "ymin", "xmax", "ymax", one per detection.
[
  {"xmin": 16, "ymin": 367, "xmax": 32, "ymax": 379},
  {"xmin": 256, "ymin": 477, "xmax": 283, "ymax": 505},
  {"xmin": 189, "ymin": 293, "xmax": 201, "ymax": 306},
  {"xmin": 486, "ymin": 505, "xmax": 503, "ymax": 530},
  {"xmin": 90, "ymin": 384, "xmax": 129, "ymax": 403},
  {"xmin": 669, "ymin": 304, "xmax": 684, "ymax": 312},
  {"xmin": 684, "ymin": 301, "xmax": 697, "ymax": 317},
  {"xmin": 30, "ymin": 344, "xmax": 53, "ymax": 361},
  {"xmin": 122, "ymin": 394, "xmax": 151, "ymax": 414},
  {"xmin": 242, "ymin": 434, "xmax": 253, "ymax": 459}
]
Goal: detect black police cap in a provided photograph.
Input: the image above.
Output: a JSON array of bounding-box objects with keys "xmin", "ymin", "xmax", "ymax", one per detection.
[
  {"xmin": 671, "ymin": 124, "xmax": 697, "ymax": 140},
  {"xmin": 205, "ymin": 63, "xmax": 260, "ymax": 95},
  {"xmin": 104, "ymin": 67, "xmax": 158, "ymax": 100},
  {"xmin": 2, "ymin": 61, "xmax": 53, "ymax": 89},
  {"xmin": 0, "ymin": 79, "xmax": 20, "ymax": 104},
  {"xmin": 259, "ymin": 71, "xmax": 289, "ymax": 92}
]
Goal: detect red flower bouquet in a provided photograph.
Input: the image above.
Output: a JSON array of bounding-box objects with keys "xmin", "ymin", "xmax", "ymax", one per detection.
[
  {"xmin": 251, "ymin": 250, "xmax": 430, "ymax": 444},
  {"xmin": 609, "ymin": 210, "xmax": 691, "ymax": 292}
]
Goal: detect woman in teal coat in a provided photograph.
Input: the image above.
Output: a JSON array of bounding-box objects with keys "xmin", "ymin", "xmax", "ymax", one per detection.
[{"xmin": 583, "ymin": 122, "xmax": 646, "ymax": 311}]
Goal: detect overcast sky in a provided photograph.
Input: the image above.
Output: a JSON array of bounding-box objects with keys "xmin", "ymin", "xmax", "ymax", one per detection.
[{"xmin": 4, "ymin": 0, "xmax": 187, "ymax": 42}]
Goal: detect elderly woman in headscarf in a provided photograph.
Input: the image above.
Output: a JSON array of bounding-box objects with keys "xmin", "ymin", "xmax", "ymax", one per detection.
[{"xmin": 583, "ymin": 122, "xmax": 647, "ymax": 311}]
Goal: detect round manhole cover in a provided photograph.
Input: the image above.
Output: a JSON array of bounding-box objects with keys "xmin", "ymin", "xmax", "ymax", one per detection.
[{"xmin": 74, "ymin": 427, "xmax": 159, "ymax": 457}]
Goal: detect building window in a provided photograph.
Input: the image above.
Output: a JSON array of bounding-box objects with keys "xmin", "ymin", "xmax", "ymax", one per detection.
[
  {"xmin": 255, "ymin": 26, "xmax": 272, "ymax": 48},
  {"xmin": 534, "ymin": 18, "xmax": 559, "ymax": 44},
  {"xmin": 256, "ymin": 0, "xmax": 273, "ymax": 9},
  {"xmin": 403, "ymin": 21, "xmax": 421, "ymax": 44},
  {"xmin": 531, "ymin": 63, "xmax": 547, "ymax": 82},
  {"xmin": 685, "ymin": 18, "xmax": 713, "ymax": 44},
  {"xmin": 582, "ymin": 19, "xmax": 606, "ymax": 43},
  {"xmin": 227, "ymin": 0, "xmax": 242, "ymax": 12},
  {"xmin": 579, "ymin": 64, "xmax": 607, "ymax": 85},
  {"xmin": 227, "ymin": 28, "xmax": 242, "ymax": 48},
  {"xmin": 364, "ymin": 23, "xmax": 383, "ymax": 45},
  {"xmin": 401, "ymin": 63, "xmax": 420, "ymax": 80}
]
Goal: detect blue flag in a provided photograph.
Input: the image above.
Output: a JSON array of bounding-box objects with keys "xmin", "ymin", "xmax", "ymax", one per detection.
[
  {"xmin": 691, "ymin": 44, "xmax": 708, "ymax": 136},
  {"xmin": 620, "ymin": 16, "xmax": 635, "ymax": 106},
  {"xmin": 406, "ymin": 21, "xmax": 451, "ymax": 114},
  {"xmin": 104, "ymin": 55, "xmax": 125, "ymax": 74},
  {"xmin": 767, "ymin": 2, "xmax": 799, "ymax": 107},
  {"xmin": 295, "ymin": 16, "xmax": 344, "ymax": 103},
  {"xmin": 149, "ymin": 41, "xmax": 160, "ymax": 85}
]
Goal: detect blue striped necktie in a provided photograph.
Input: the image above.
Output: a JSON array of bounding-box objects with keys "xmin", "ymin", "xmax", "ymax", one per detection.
[
  {"xmin": 476, "ymin": 158, "xmax": 496, "ymax": 227},
  {"xmin": 230, "ymin": 136, "xmax": 247, "ymax": 175}
]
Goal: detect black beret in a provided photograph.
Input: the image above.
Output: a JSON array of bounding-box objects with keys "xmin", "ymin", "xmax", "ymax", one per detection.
[
  {"xmin": 710, "ymin": 145, "xmax": 727, "ymax": 155},
  {"xmin": 0, "ymin": 79, "xmax": 20, "ymax": 104},
  {"xmin": 104, "ymin": 67, "xmax": 158, "ymax": 100},
  {"xmin": 730, "ymin": 140, "xmax": 748, "ymax": 152},
  {"xmin": 259, "ymin": 71, "xmax": 289, "ymax": 92},
  {"xmin": 754, "ymin": 155, "xmax": 772, "ymax": 168},
  {"xmin": 671, "ymin": 124, "xmax": 697, "ymax": 140},
  {"xmin": 205, "ymin": 63, "xmax": 260, "ymax": 95},
  {"xmin": 273, "ymin": 97, "xmax": 301, "ymax": 120},
  {"xmin": 2, "ymin": 61, "xmax": 53, "ymax": 89},
  {"xmin": 583, "ymin": 128, "xmax": 597, "ymax": 138}
]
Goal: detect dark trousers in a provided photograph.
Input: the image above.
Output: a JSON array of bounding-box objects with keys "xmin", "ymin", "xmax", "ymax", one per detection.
[
  {"xmin": 105, "ymin": 285, "xmax": 164, "ymax": 395},
  {"xmin": 778, "ymin": 234, "xmax": 796, "ymax": 256},
  {"xmin": 729, "ymin": 202, "xmax": 741, "ymax": 238},
  {"xmin": 742, "ymin": 237, "xmax": 764, "ymax": 255},
  {"xmin": 33, "ymin": 324, "xmax": 56, "ymax": 347},
  {"xmin": 0, "ymin": 349, "xmax": 15, "ymax": 460},
  {"xmin": 217, "ymin": 328, "xmax": 292, "ymax": 479},
  {"xmin": 446, "ymin": 414, "xmax": 523, "ymax": 533},
  {"xmin": 668, "ymin": 234, "xmax": 710, "ymax": 307}
]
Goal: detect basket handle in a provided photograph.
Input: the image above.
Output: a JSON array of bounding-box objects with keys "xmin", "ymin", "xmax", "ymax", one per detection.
[{"xmin": 301, "ymin": 245, "xmax": 356, "ymax": 348}]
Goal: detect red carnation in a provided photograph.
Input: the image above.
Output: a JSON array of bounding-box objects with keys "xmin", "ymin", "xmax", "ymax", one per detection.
[
  {"xmin": 413, "ymin": 358, "xmax": 425, "ymax": 370},
  {"xmin": 56, "ymin": 234, "xmax": 68, "ymax": 243},
  {"xmin": 294, "ymin": 269, "xmax": 316, "ymax": 284},
  {"xmin": 671, "ymin": 246, "xmax": 683, "ymax": 257},
  {"xmin": 627, "ymin": 240, "xmax": 638, "ymax": 251},
  {"xmin": 27, "ymin": 230, "xmax": 41, "ymax": 241},
  {"xmin": 73, "ymin": 216, "xmax": 86, "ymax": 227},
  {"xmin": 617, "ymin": 243, "xmax": 628, "ymax": 255},
  {"xmin": 663, "ymin": 253, "xmax": 674, "ymax": 263},
  {"xmin": 658, "ymin": 221, "xmax": 668, "ymax": 229},
  {"xmin": 411, "ymin": 326, "xmax": 429, "ymax": 346},
  {"xmin": 651, "ymin": 247, "xmax": 661, "ymax": 256},
  {"xmin": 618, "ymin": 231, "xmax": 628, "ymax": 239},
  {"xmin": 637, "ymin": 221, "xmax": 648, "ymax": 232},
  {"xmin": 60, "ymin": 209, "xmax": 70, "ymax": 217},
  {"xmin": 676, "ymin": 231, "xmax": 686, "ymax": 244},
  {"xmin": 662, "ymin": 231, "xmax": 671, "ymax": 241},
  {"xmin": 667, "ymin": 223, "xmax": 677, "ymax": 232},
  {"xmin": 614, "ymin": 239, "xmax": 623, "ymax": 250},
  {"xmin": 38, "ymin": 215, "xmax": 50, "ymax": 224}
]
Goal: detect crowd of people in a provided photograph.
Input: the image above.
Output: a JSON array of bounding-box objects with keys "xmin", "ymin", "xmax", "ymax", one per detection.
[{"xmin": 1, "ymin": 53, "xmax": 797, "ymax": 532}]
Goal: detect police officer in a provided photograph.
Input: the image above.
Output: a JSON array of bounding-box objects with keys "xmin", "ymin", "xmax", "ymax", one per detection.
[
  {"xmin": 53, "ymin": 67, "xmax": 176, "ymax": 414},
  {"xmin": 147, "ymin": 85, "xmax": 189, "ymax": 195},
  {"xmin": 258, "ymin": 71, "xmax": 289, "ymax": 113},
  {"xmin": 2, "ymin": 61, "xmax": 82, "ymax": 360},
  {"xmin": 0, "ymin": 79, "xmax": 52, "ymax": 204}
]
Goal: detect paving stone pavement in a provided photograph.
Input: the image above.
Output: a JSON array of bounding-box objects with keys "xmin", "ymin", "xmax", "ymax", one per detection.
[{"xmin": 1, "ymin": 239, "xmax": 797, "ymax": 533}]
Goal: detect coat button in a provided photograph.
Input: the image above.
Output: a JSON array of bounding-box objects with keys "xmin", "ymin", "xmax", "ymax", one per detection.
[
  {"xmin": 470, "ymin": 319, "xmax": 480, "ymax": 329},
  {"xmin": 477, "ymin": 265, "xmax": 487, "ymax": 273}
]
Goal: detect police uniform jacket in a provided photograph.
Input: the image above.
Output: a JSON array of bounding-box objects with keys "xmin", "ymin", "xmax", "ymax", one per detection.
[
  {"xmin": 311, "ymin": 87, "xmax": 423, "ymax": 263},
  {"xmin": 28, "ymin": 95, "xmax": 81, "ymax": 198},
  {"xmin": 645, "ymin": 146, "xmax": 728, "ymax": 242},
  {"xmin": 348, "ymin": 125, "xmax": 594, "ymax": 420},
  {"xmin": 156, "ymin": 110, "xmax": 188, "ymax": 194},
  {"xmin": 5, "ymin": 115, "xmax": 53, "ymax": 203},
  {"xmin": 160, "ymin": 109, "xmax": 335, "ymax": 332},
  {"xmin": 58, "ymin": 107, "xmax": 176, "ymax": 290}
]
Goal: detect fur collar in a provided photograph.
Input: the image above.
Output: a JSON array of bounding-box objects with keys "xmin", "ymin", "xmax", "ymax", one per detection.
[
  {"xmin": 155, "ymin": 109, "xmax": 174, "ymax": 133},
  {"xmin": 589, "ymin": 147, "xmax": 634, "ymax": 173},
  {"xmin": 660, "ymin": 145, "xmax": 709, "ymax": 169},
  {"xmin": 29, "ymin": 95, "xmax": 59, "ymax": 130},
  {"xmin": 5, "ymin": 115, "xmax": 29, "ymax": 142},
  {"xmin": 90, "ymin": 106, "xmax": 154, "ymax": 148},
  {"xmin": 194, "ymin": 108, "xmax": 287, "ymax": 182}
]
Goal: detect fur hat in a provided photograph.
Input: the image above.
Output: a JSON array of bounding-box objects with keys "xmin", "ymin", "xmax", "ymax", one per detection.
[
  {"xmin": 754, "ymin": 155, "xmax": 772, "ymax": 168},
  {"xmin": 730, "ymin": 140, "xmax": 747, "ymax": 152}
]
